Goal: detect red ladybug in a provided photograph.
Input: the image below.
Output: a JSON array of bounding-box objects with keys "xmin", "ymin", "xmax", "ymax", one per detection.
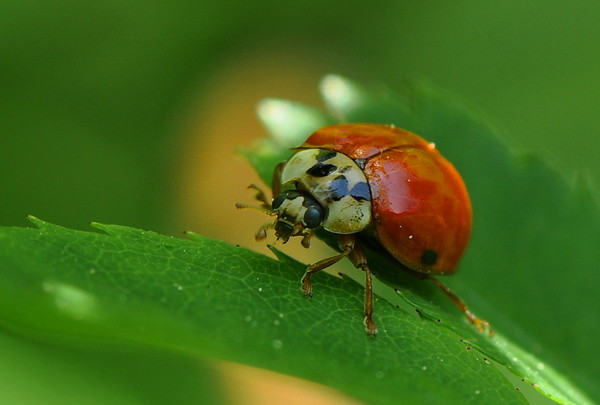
[{"xmin": 240, "ymin": 123, "xmax": 489, "ymax": 336}]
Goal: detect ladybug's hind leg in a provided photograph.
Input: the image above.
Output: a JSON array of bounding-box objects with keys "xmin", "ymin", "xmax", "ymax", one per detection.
[
  {"xmin": 302, "ymin": 234, "xmax": 378, "ymax": 336},
  {"xmin": 426, "ymin": 275, "xmax": 493, "ymax": 336}
]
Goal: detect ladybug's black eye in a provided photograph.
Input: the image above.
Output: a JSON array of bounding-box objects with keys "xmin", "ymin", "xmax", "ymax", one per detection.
[{"xmin": 304, "ymin": 205, "xmax": 324, "ymax": 229}]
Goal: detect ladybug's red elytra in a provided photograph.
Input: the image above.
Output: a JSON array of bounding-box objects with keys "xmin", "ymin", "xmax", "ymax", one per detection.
[{"xmin": 238, "ymin": 123, "xmax": 490, "ymax": 336}]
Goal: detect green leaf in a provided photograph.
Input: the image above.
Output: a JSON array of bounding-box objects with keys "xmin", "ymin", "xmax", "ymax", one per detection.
[
  {"xmin": 2, "ymin": 217, "xmax": 527, "ymax": 405},
  {"xmin": 1, "ymin": 75, "xmax": 598, "ymax": 405}
]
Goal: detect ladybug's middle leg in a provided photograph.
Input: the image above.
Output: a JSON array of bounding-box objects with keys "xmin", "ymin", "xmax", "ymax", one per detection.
[
  {"xmin": 341, "ymin": 235, "xmax": 377, "ymax": 336},
  {"xmin": 302, "ymin": 234, "xmax": 378, "ymax": 336}
]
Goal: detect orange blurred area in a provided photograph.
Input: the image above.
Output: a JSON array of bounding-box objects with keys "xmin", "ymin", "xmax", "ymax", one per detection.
[
  {"xmin": 173, "ymin": 46, "xmax": 330, "ymax": 255},
  {"xmin": 172, "ymin": 47, "xmax": 351, "ymax": 404},
  {"xmin": 219, "ymin": 361, "xmax": 364, "ymax": 405}
]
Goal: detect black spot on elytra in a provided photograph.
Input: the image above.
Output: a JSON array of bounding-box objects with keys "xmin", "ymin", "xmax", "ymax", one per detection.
[
  {"xmin": 315, "ymin": 149, "xmax": 337, "ymax": 162},
  {"xmin": 421, "ymin": 249, "xmax": 438, "ymax": 266},
  {"xmin": 307, "ymin": 162, "xmax": 337, "ymax": 177},
  {"xmin": 350, "ymin": 182, "xmax": 371, "ymax": 201},
  {"xmin": 330, "ymin": 175, "xmax": 349, "ymax": 201}
]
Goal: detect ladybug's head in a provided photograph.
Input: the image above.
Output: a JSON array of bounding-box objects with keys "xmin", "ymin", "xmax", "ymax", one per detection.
[{"xmin": 271, "ymin": 190, "xmax": 325, "ymax": 246}]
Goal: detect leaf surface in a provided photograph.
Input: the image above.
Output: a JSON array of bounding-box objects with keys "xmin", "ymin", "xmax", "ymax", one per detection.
[{"xmin": 0, "ymin": 217, "xmax": 525, "ymax": 405}]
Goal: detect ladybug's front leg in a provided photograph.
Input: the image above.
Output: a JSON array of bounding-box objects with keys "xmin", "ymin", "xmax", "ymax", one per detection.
[
  {"xmin": 301, "ymin": 240, "xmax": 353, "ymax": 297},
  {"xmin": 235, "ymin": 184, "xmax": 273, "ymax": 212}
]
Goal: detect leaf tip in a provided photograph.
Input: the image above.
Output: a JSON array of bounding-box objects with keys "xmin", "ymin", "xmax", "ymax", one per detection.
[
  {"xmin": 90, "ymin": 222, "xmax": 115, "ymax": 235},
  {"xmin": 184, "ymin": 230, "xmax": 204, "ymax": 242},
  {"xmin": 26, "ymin": 215, "xmax": 50, "ymax": 229},
  {"xmin": 267, "ymin": 245, "xmax": 305, "ymax": 267}
]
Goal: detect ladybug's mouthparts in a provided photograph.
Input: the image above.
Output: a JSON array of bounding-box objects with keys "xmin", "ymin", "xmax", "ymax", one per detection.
[{"xmin": 274, "ymin": 220, "xmax": 294, "ymax": 243}]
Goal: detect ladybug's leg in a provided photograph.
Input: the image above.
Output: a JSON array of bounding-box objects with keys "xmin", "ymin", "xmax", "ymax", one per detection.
[
  {"xmin": 254, "ymin": 222, "xmax": 273, "ymax": 241},
  {"xmin": 426, "ymin": 275, "xmax": 493, "ymax": 336},
  {"xmin": 235, "ymin": 184, "xmax": 273, "ymax": 212},
  {"xmin": 301, "ymin": 234, "xmax": 378, "ymax": 336},
  {"xmin": 248, "ymin": 184, "xmax": 271, "ymax": 209},
  {"xmin": 342, "ymin": 235, "xmax": 377, "ymax": 336},
  {"xmin": 271, "ymin": 161, "xmax": 285, "ymax": 197},
  {"xmin": 301, "ymin": 239, "xmax": 353, "ymax": 297},
  {"xmin": 237, "ymin": 159, "xmax": 284, "ymax": 213}
]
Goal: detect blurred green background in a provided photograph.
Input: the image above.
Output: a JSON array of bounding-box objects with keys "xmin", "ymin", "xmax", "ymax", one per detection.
[
  {"xmin": 1, "ymin": 1, "xmax": 599, "ymax": 404},
  {"xmin": 2, "ymin": 1, "xmax": 599, "ymax": 238}
]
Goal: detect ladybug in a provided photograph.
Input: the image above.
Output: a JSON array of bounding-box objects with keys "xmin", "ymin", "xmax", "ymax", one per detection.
[{"xmin": 239, "ymin": 123, "xmax": 489, "ymax": 336}]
